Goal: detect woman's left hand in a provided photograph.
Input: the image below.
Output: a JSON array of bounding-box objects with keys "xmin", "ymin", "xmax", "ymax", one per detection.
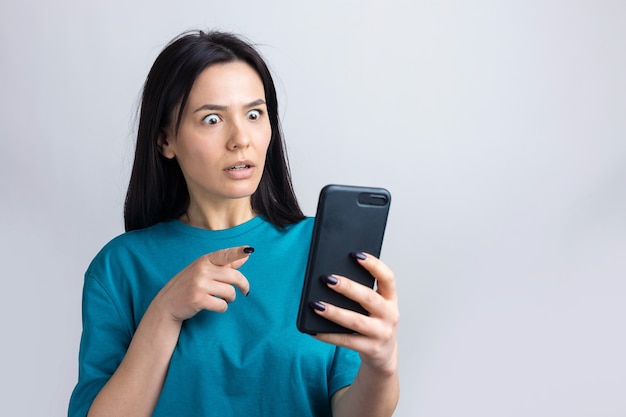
[{"xmin": 312, "ymin": 252, "xmax": 399, "ymax": 374}]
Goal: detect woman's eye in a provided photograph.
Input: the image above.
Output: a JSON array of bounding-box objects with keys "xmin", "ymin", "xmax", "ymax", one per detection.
[
  {"xmin": 202, "ymin": 114, "xmax": 220, "ymax": 125},
  {"xmin": 247, "ymin": 109, "xmax": 262, "ymax": 120}
]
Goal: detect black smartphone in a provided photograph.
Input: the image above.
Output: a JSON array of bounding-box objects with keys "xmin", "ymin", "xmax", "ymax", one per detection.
[{"xmin": 296, "ymin": 184, "xmax": 391, "ymax": 334}]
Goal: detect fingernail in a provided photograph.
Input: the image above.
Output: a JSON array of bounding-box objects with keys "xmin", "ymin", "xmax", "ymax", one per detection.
[
  {"xmin": 320, "ymin": 274, "xmax": 338, "ymax": 285},
  {"xmin": 243, "ymin": 247, "xmax": 255, "ymax": 254},
  {"xmin": 309, "ymin": 301, "xmax": 326, "ymax": 312},
  {"xmin": 245, "ymin": 290, "xmax": 250, "ymax": 297},
  {"xmin": 350, "ymin": 251, "xmax": 367, "ymax": 261}
]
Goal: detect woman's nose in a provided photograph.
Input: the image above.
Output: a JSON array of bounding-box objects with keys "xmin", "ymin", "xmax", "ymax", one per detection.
[{"xmin": 226, "ymin": 120, "xmax": 250, "ymax": 150}]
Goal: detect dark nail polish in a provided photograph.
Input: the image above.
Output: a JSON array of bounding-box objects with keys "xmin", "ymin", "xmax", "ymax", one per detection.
[
  {"xmin": 321, "ymin": 274, "xmax": 338, "ymax": 285},
  {"xmin": 309, "ymin": 301, "xmax": 326, "ymax": 312},
  {"xmin": 243, "ymin": 247, "xmax": 255, "ymax": 254},
  {"xmin": 350, "ymin": 251, "xmax": 367, "ymax": 261},
  {"xmin": 245, "ymin": 290, "xmax": 250, "ymax": 297}
]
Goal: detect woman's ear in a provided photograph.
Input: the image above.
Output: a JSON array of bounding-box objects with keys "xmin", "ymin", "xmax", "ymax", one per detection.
[{"xmin": 157, "ymin": 129, "xmax": 176, "ymax": 159}]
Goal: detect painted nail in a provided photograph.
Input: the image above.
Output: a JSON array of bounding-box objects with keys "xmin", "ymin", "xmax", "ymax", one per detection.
[
  {"xmin": 350, "ymin": 251, "xmax": 367, "ymax": 261},
  {"xmin": 243, "ymin": 247, "xmax": 255, "ymax": 254},
  {"xmin": 309, "ymin": 301, "xmax": 326, "ymax": 312},
  {"xmin": 321, "ymin": 274, "xmax": 338, "ymax": 285}
]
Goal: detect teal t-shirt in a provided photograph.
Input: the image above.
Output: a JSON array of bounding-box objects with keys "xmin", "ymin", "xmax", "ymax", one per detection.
[{"xmin": 68, "ymin": 216, "xmax": 360, "ymax": 417}]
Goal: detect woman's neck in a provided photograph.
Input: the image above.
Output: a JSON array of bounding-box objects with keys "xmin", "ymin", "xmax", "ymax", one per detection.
[{"xmin": 181, "ymin": 197, "xmax": 256, "ymax": 230}]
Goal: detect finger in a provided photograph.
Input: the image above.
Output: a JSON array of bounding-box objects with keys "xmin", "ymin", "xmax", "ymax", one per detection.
[
  {"xmin": 352, "ymin": 252, "xmax": 397, "ymax": 301},
  {"xmin": 203, "ymin": 247, "xmax": 253, "ymax": 296},
  {"xmin": 198, "ymin": 293, "xmax": 230, "ymax": 313},
  {"xmin": 313, "ymin": 331, "xmax": 371, "ymax": 353},
  {"xmin": 189, "ymin": 273, "xmax": 247, "ymax": 312},
  {"xmin": 208, "ymin": 268, "xmax": 251, "ymax": 297},
  {"xmin": 205, "ymin": 246, "xmax": 254, "ymax": 268},
  {"xmin": 321, "ymin": 274, "xmax": 385, "ymax": 316},
  {"xmin": 205, "ymin": 281, "xmax": 238, "ymax": 304},
  {"xmin": 311, "ymin": 300, "xmax": 382, "ymax": 337}
]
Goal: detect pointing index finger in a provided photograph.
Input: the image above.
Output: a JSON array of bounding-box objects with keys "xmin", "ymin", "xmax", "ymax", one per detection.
[
  {"xmin": 204, "ymin": 246, "xmax": 254, "ymax": 296},
  {"xmin": 205, "ymin": 246, "xmax": 254, "ymax": 268}
]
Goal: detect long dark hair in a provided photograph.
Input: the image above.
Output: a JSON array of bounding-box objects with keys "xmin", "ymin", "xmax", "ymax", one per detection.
[{"xmin": 124, "ymin": 30, "xmax": 304, "ymax": 231}]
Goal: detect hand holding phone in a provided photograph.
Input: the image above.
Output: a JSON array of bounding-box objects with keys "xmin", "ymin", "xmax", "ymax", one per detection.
[{"xmin": 296, "ymin": 184, "xmax": 391, "ymax": 334}]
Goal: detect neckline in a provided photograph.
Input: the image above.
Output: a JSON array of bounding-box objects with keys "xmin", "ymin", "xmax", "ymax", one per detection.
[{"xmin": 167, "ymin": 215, "xmax": 266, "ymax": 239}]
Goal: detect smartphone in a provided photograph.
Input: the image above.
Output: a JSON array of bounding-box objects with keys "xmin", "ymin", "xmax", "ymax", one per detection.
[{"xmin": 296, "ymin": 184, "xmax": 391, "ymax": 334}]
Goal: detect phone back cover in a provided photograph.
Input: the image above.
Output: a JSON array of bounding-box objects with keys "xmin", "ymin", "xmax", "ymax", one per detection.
[{"xmin": 297, "ymin": 184, "xmax": 391, "ymax": 334}]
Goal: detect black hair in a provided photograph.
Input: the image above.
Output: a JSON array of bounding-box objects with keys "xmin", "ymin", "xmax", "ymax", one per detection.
[{"xmin": 124, "ymin": 30, "xmax": 304, "ymax": 231}]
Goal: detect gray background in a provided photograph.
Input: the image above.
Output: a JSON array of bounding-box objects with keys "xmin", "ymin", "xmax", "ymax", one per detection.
[{"xmin": 1, "ymin": 0, "xmax": 625, "ymax": 416}]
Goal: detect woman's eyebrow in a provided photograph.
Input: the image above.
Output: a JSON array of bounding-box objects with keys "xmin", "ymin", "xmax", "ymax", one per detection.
[
  {"xmin": 193, "ymin": 99, "xmax": 266, "ymax": 113},
  {"xmin": 244, "ymin": 99, "xmax": 266, "ymax": 108},
  {"xmin": 193, "ymin": 103, "xmax": 227, "ymax": 113}
]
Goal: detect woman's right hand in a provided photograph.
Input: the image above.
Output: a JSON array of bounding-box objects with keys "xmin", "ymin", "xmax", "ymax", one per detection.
[
  {"xmin": 152, "ymin": 246, "xmax": 253, "ymax": 322},
  {"xmin": 87, "ymin": 246, "xmax": 253, "ymax": 417}
]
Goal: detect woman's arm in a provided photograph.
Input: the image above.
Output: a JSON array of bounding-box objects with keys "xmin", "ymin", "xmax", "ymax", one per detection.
[
  {"xmin": 87, "ymin": 301, "xmax": 182, "ymax": 417},
  {"xmin": 313, "ymin": 253, "xmax": 400, "ymax": 417},
  {"xmin": 86, "ymin": 246, "xmax": 252, "ymax": 417}
]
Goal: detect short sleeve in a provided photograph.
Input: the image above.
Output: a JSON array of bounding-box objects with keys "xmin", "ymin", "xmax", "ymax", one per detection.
[
  {"xmin": 328, "ymin": 346, "xmax": 361, "ymax": 397},
  {"xmin": 68, "ymin": 275, "xmax": 133, "ymax": 417}
]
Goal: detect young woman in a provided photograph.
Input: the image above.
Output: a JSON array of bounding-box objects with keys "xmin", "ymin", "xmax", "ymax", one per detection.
[{"xmin": 69, "ymin": 30, "xmax": 399, "ymax": 417}]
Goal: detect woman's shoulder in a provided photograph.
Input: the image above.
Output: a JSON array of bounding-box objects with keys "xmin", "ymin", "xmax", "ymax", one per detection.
[
  {"xmin": 100, "ymin": 222, "xmax": 170, "ymax": 251},
  {"xmin": 284, "ymin": 216, "xmax": 314, "ymax": 230},
  {"xmin": 85, "ymin": 222, "xmax": 174, "ymax": 274},
  {"xmin": 266, "ymin": 216, "xmax": 314, "ymax": 238}
]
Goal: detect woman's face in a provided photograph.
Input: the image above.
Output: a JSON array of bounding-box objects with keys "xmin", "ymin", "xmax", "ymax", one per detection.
[{"xmin": 160, "ymin": 61, "xmax": 271, "ymax": 206}]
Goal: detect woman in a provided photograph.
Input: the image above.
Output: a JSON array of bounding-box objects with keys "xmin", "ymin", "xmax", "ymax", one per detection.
[{"xmin": 69, "ymin": 30, "xmax": 399, "ymax": 417}]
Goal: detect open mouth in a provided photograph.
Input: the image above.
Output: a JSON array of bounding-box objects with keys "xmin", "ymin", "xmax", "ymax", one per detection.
[{"xmin": 226, "ymin": 164, "xmax": 251, "ymax": 171}]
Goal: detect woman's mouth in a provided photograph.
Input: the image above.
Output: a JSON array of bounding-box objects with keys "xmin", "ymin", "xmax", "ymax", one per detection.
[
  {"xmin": 226, "ymin": 164, "xmax": 251, "ymax": 171},
  {"xmin": 224, "ymin": 161, "xmax": 255, "ymax": 180}
]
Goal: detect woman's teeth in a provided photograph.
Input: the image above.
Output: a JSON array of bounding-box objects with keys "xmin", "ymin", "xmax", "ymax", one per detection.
[{"xmin": 228, "ymin": 165, "xmax": 249, "ymax": 171}]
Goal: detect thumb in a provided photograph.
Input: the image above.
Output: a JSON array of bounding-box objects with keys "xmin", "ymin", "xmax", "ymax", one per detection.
[{"xmin": 205, "ymin": 246, "xmax": 254, "ymax": 269}]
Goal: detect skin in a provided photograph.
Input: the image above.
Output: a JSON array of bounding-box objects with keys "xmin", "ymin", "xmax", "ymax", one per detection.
[
  {"xmin": 87, "ymin": 61, "xmax": 399, "ymax": 417},
  {"xmin": 159, "ymin": 61, "xmax": 272, "ymax": 230},
  {"xmin": 322, "ymin": 254, "xmax": 400, "ymax": 417}
]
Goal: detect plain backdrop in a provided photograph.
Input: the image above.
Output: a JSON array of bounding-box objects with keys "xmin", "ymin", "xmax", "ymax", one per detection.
[{"xmin": 1, "ymin": 1, "xmax": 625, "ymax": 416}]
